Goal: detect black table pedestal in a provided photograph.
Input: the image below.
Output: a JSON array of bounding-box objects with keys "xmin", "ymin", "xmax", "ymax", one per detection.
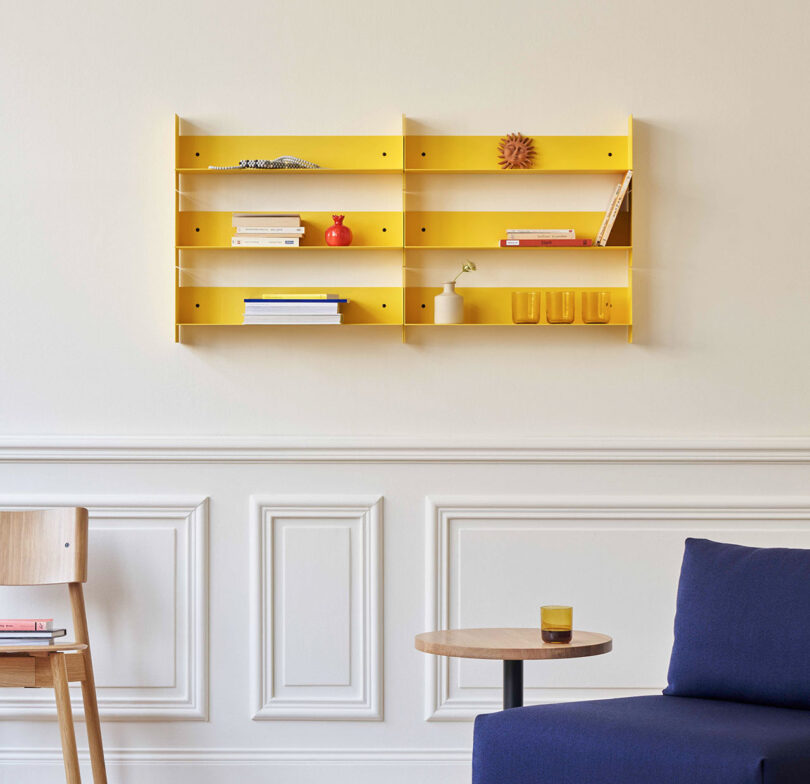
[{"xmin": 503, "ymin": 660, "xmax": 524, "ymax": 709}]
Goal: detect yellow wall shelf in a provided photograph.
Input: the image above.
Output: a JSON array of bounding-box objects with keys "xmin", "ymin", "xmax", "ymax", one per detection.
[{"xmin": 174, "ymin": 115, "xmax": 634, "ymax": 343}]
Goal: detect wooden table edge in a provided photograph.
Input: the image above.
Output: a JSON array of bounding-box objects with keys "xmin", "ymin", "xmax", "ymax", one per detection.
[{"xmin": 414, "ymin": 629, "xmax": 612, "ymax": 660}]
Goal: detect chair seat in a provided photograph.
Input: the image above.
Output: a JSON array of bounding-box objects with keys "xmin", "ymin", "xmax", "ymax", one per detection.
[
  {"xmin": 0, "ymin": 642, "xmax": 86, "ymax": 655},
  {"xmin": 473, "ymin": 695, "xmax": 810, "ymax": 784}
]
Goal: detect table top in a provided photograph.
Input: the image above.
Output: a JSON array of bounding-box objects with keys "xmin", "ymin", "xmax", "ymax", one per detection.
[{"xmin": 414, "ymin": 628, "xmax": 612, "ymax": 661}]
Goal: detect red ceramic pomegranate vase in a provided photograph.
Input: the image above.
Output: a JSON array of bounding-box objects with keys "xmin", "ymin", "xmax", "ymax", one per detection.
[{"xmin": 325, "ymin": 214, "xmax": 353, "ymax": 246}]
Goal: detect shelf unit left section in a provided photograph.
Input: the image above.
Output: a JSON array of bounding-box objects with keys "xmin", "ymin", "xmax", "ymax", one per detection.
[{"xmin": 174, "ymin": 115, "xmax": 405, "ymax": 341}]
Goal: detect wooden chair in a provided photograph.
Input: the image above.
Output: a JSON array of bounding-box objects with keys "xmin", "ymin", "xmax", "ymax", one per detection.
[{"xmin": 0, "ymin": 508, "xmax": 107, "ymax": 783}]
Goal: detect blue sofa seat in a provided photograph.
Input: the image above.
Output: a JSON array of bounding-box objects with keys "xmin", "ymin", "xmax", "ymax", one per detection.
[{"xmin": 473, "ymin": 695, "xmax": 810, "ymax": 784}]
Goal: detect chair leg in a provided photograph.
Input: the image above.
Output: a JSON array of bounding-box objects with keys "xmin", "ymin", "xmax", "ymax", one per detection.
[
  {"xmin": 80, "ymin": 653, "xmax": 108, "ymax": 784},
  {"xmin": 50, "ymin": 653, "xmax": 81, "ymax": 784}
]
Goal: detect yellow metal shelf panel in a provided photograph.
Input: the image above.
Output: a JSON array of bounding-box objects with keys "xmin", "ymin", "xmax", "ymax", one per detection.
[
  {"xmin": 177, "ymin": 168, "xmax": 400, "ymax": 175},
  {"xmin": 178, "ymin": 287, "xmax": 402, "ymax": 326},
  {"xmin": 405, "ymin": 212, "xmax": 630, "ymax": 247},
  {"xmin": 404, "ymin": 245, "xmax": 631, "ymax": 251},
  {"xmin": 177, "ymin": 135, "xmax": 403, "ymax": 170},
  {"xmin": 178, "ymin": 211, "xmax": 403, "ymax": 248},
  {"xmin": 404, "ymin": 168, "xmax": 629, "ymax": 175},
  {"xmin": 405, "ymin": 135, "xmax": 629, "ymax": 172},
  {"xmin": 404, "ymin": 287, "xmax": 631, "ymax": 326},
  {"xmin": 177, "ymin": 245, "xmax": 400, "ymax": 251},
  {"xmin": 178, "ymin": 323, "xmax": 400, "ymax": 327}
]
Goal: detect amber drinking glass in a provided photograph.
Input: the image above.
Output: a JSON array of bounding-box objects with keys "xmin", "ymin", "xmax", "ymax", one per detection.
[
  {"xmin": 511, "ymin": 291, "xmax": 541, "ymax": 324},
  {"xmin": 581, "ymin": 291, "xmax": 612, "ymax": 323},
  {"xmin": 541, "ymin": 605, "xmax": 573, "ymax": 643},
  {"xmin": 546, "ymin": 290, "xmax": 575, "ymax": 323}
]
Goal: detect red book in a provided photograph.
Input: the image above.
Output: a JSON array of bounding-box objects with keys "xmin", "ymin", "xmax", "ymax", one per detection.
[
  {"xmin": 499, "ymin": 239, "xmax": 593, "ymax": 247},
  {"xmin": 0, "ymin": 619, "xmax": 53, "ymax": 631}
]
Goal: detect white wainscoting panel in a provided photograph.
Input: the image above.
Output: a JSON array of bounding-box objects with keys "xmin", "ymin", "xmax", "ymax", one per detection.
[
  {"xmin": 0, "ymin": 496, "xmax": 208, "ymax": 721},
  {"xmin": 424, "ymin": 496, "xmax": 810, "ymax": 720},
  {"xmin": 250, "ymin": 495, "xmax": 382, "ymax": 720}
]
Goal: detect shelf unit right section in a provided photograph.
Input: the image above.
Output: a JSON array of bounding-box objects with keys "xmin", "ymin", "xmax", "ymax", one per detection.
[{"xmin": 402, "ymin": 117, "xmax": 634, "ymax": 340}]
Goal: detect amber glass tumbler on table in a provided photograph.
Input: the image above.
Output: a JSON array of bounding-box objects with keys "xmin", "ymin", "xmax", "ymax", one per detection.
[{"xmin": 541, "ymin": 605, "xmax": 573, "ymax": 643}]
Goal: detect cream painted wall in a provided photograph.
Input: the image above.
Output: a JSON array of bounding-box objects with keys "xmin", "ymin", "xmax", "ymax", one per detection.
[{"xmin": 1, "ymin": 0, "xmax": 808, "ymax": 438}]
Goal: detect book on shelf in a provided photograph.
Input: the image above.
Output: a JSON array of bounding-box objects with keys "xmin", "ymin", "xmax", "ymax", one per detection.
[
  {"xmin": 261, "ymin": 293, "xmax": 339, "ymax": 300},
  {"xmin": 235, "ymin": 226, "xmax": 306, "ymax": 235},
  {"xmin": 0, "ymin": 628, "xmax": 66, "ymax": 643},
  {"xmin": 232, "ymin": 213, "xmax": 301, "ymax": 228},
  {"xmin": 0, "ymin": 619, "xmax": 53, "ymax": 631},
  {"xmin": 595, "ymin": 170, "xmax": 632, "ymax": 246},
  {"xmin": 232, "ymin": 237, "xmax": 299, "ymax": 247},
  {"xmin": 243, "ymin": 314, "xmax": 343, "ymax": 325},
  {"xmin": 245, "ymin": 299, "xmax": 347, "ymax": 316},
  {"xmin": 506, "ymin": 229, "xmax": 575, "ymax": 239},
  {"xmin": 499, "ymin": 239, "xmax": 593, "ymax": 247}
]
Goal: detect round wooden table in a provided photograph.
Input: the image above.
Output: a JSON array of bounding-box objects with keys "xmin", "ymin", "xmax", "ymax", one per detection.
[{"xmin": 414, "ymin": 628, "xmax": 612, "ymax": 710}]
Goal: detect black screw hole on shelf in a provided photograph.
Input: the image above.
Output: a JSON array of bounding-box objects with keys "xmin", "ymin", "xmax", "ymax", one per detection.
[
  {"xmin": 382, "ymin": 227, "xmax": 387, "ymax": 232},
  {"xmin": 195, "ymin": 152, "xmax": 200, "ymax": 157},
  {"xmin": 421, "ymin": 303, "xmax": 426, "ymax": 309},
  {"xmin": 195, "ymin": 303, "xmax": 200, "ymax": 308},
  {"xmin": 64, "ymin": 542, "xmax": 70, "ymax": 548},
  {"xmin": 382, "ymin": 152, "xmax": 387, "ymax": 157},
  {"xmin": 421, "ymin": 152, "xmax": 426, "ymax": 157},
  {"xmin": 382, "ymin": 303, "xmax": 387, "ymax": 308},
  {"xmin": 195, "ymin": 227, "xmax": 200, "ymax": 232},
  {"xmin": 608, "ymin": 152, "xmax": 613, "ymax": 157},
  {"xmin": 421, "ymin": 227, "xmax": 426, "ymax": 232}
]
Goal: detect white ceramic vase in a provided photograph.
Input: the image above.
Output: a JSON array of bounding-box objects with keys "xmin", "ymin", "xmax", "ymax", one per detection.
[{"xmin": 434, "ymin": 281, "xmax": 464, "ymax": 324}]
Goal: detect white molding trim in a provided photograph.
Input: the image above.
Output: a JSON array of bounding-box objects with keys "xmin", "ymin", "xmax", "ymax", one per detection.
[
  {"xmin": 424, "ymin": 495, "xmax": 810, "ymax": 721},
  {"xmin": 0, "ymin": 495, "xmax": 208, "ymax": 721},
  {"xmin": 250, "ymin": 495, "xmax": 383, "ymax": 720},
  {"xmin": 0, "ymin": 747, "xmax": 470, "ymax": 764},
  {"xmin": 0, "ymin": 436, "xmax": 808, "ymax": 463}
]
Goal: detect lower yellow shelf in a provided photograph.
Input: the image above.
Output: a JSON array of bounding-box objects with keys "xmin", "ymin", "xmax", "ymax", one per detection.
[
  {"xmin": 177, "ymin": 287, "xmax": 631, "ymax": 327},
  {"xmin": 405, "ymin": 287, "xmax": 631, "ymax": 326}
]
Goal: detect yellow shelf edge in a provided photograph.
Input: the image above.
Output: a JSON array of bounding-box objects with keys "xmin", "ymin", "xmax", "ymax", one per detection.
[
  {"xmin": 176, "ymin": 245, "xmax": 401, "ymax": 250},
  {"xmin": 403, "ymin": 322, "xmax": 632, "ymax": 327},
  {"xmin": 177, "ymin": 322, "xmax": 400, "ymax": 327},
  {"xmin": 176, "ymin": 168, "xmax": 401, "ymax": 174},
  {"xmin": 404, "ymin": 168, "xmax": 630, "ymax": 175},
  {"xmin": 404, "ymin": 245, "xmax": 631, "ymax": 250}
]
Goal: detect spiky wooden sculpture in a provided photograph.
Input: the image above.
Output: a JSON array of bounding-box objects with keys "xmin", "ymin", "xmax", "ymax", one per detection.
[{"xmin": 497, "ymin": 133, "xmax": 536, "ymax": 169}]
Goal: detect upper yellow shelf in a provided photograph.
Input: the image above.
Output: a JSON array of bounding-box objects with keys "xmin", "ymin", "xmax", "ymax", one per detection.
[
  {"xmin": 405, "ymin": 132, "xmax": 632, "ymax": 172},
  {"xmin": 176, "ymin": 134, "xmax": 403, "ymax": 170},
  {"xmin": 175, "ymin": 119, "xmax": 632, "ymax": 173}
]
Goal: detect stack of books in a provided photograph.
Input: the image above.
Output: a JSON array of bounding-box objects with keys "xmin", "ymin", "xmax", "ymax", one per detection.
[
  {"xmin": 0, "ymin": 618, "xmax": 66, "ymax": 646},
  {"xmin": 231, "ymin": 213, "xmax": 304, "ymax": 247},
  {"xmin": 499, "ymin": 229, "xmax": 592, "ymax": 247},
  {"xmin": 243, "ymin": 293, "xmax": 347, "ymax": 325}
]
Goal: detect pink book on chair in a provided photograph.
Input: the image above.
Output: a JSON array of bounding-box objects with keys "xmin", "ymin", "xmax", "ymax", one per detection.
[{"xmin": 0, "ymin": 619, "xmax": 53, "ymax": 631}]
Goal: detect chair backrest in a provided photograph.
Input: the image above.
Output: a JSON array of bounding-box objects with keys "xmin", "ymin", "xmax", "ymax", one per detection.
[{"xmin": 0, "ymin": 508, "xmax": 88, "ymax": 585}]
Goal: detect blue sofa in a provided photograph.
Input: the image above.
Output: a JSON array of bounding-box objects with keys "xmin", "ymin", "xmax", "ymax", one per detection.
[{"xmin": 473, "ymin": 538, "xmax": 810, "ymax": 784}]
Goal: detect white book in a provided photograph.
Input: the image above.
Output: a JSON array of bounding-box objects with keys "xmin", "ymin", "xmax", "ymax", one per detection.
[
  {"xmin": 236, "ymin": 226, "xmax": 306, "ymax": 235},
  {"xmin": 231, "ymin": 237, "xmax": 300, "ymax": 247},
  {"xmin": 596, "ymin": 171, "xmax": 632, "ymax": 246},
  {"xmin": 506, "ymin": 229, "xmax": 575, "ymax": 237},
  {"xmin": 244, "ymin": 303, "xmax": 342, "ymax": 315},
  {"xmin": 243, "ymin": 314, "xmax": 342, "ymax": 325}
]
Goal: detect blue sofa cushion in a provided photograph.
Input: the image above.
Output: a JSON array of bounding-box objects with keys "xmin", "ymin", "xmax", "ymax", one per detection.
[
  {"xmin": 473, "ymin": 695, "xmax": 810, "ymax": 784},
  {"xmin": 664, "ymin": 538, "xmax": 810, "ymax": 708}
]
